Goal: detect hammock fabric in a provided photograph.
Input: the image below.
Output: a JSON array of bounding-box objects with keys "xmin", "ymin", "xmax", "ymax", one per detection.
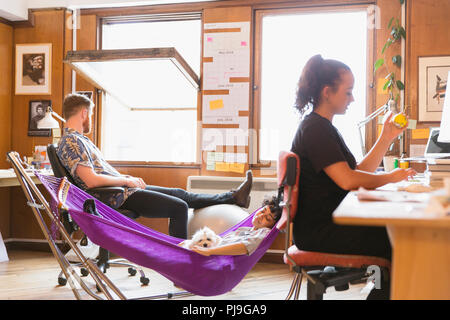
[{"xmin": 36, "ymin": 173, "xmax": 280, "ymax": 296}]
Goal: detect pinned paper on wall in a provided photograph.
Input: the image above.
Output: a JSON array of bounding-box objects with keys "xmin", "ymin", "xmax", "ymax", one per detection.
[
  {"xmin": 229, "ymin": 163, "xmax": 245, "ymax": 174},
  {"xmin": 411, "ymin": 128, "xmax": 430, "ymax": 140},
  {"xmin": 209, "ymin": 99, "xmax": 224, "ymax": 110},
  {"xmin": 215, "ymin": 162, "xmax": 230, "ymax": 172}
]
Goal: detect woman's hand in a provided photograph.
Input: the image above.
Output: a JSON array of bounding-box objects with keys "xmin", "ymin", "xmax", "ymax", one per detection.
[
  {"xmin": 388, "ymin": 168, "xmax": 417, "ymax": 183},
  {"xmin": 191, "ymin": 245, "xmax": 212, "ymax": 256},
  {"xmin": 380, "ymin": 112, "xmax": 408, "ymax": 143}
]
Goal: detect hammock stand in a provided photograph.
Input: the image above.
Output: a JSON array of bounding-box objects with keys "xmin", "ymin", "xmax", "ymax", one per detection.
[{"xmin": 6, "ymin": 151, "xmax": 282, "ymax": 300}]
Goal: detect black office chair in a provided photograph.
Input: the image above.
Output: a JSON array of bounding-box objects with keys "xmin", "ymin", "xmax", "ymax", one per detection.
[{"xmin": 47, "ymin": 144, "xmax": 149, "ymax": 288}]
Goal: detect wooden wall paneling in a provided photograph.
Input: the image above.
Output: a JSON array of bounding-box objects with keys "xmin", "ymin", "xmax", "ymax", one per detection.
[
  {"xmin": 11, "ymin": 10, "xmax": 67, "ymax": 241},
  {"xmin": 0, "ymin": 22, "xmax": 13, "ymax": 169},
  {"xmin": 12, "ymin": 10, "xmax": 66, "ymax": 157},
  {"xmin": 0, "ymin": 22, "xmax": 13, "ymax": 239},
  {"xmin": 370, "ymin": 0, "xmax": 402, "ymax": 152},
  {"xmin": 81, "ymin": 0, "xmax": 375, "ymax": 17},
  {"xmin": 404, "ymin": 0, "xmax": 450, "ymax": 154},
  {"xmin": 75, "ymin": 14, "xmax": 98, "ymax": 143}
]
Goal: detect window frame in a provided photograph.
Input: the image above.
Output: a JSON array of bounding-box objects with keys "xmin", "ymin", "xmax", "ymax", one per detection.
[
  {"xmin": 66, "ymin": 15, "xmax": 203, "ymax": 166},
  {"xmin": 251, "ymin": 4, "xmax": 376, "ymax": 167}
]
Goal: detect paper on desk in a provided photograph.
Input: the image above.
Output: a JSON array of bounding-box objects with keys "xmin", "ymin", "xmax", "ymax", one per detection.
[
  {"xmin": 0, "ymin": 231, "xmax": 8, "ymax": 262},
  {"xmin": 357, "ymin": 187, "xmax": 430, "ymax": 203}
]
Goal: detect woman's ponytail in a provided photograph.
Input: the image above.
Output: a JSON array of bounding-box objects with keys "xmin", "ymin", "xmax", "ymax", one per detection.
[{"xmin": 294, "ymin": 54, "xmax": 350, "ymax": 115}]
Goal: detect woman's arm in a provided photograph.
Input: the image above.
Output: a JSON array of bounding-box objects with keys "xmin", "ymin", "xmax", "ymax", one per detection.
[
  {"xmin": 324, "ymin": 161, "xmax": 416, "ymax": 191},
  {"xmin": 191, "ymin": 243, "xmax": 248, "ymax": 256},
  {"xmin": 357, "ymin": 112, "xmax": 408, "ymax": 172}
]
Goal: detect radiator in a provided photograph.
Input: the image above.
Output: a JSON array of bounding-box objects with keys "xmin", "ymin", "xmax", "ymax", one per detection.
[{"xmin": 187, "ymin": 175, "xmax": 278, "ymax": 214}]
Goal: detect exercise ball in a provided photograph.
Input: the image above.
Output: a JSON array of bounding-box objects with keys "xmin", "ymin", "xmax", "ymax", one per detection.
[{"xmin": 187, "ymin": 204, "xmax": 249, "ymax": 238}]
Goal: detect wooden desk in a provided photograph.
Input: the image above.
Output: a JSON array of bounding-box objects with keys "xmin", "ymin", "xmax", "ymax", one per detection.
[{"xmin": 333, "ymin": 185, "xmax": 450, "ymax": 300}]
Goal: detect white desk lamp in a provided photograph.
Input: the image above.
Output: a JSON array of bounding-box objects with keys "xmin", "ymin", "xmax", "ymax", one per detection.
[
  {"xmin": 357, "ymin": 98, "xmax": 397, "ymax": 156},
  {"xmin": 437, "ymin": 71, "xmax": 450, "ymax": 143},
  {"xmin": 37, "ymin": 106, "xmax": 66, "ymax": 129}
]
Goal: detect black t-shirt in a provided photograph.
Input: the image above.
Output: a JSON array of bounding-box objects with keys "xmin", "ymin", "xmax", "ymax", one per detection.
[{"xmin": 290, "ymin": 112, "xmax": 357, "ymax": 249}]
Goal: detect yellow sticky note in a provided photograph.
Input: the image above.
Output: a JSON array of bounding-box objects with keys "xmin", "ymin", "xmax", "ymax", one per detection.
[
  {"xmin": 229, "ymin": 163, "xmax": 245, "ymax": 174},
  {"xmin": 411, "ymin": 128, "xmax": 430, "ymax": 140},
  {"xmin": 209, "ymin": 99, "xmax": 224, "ymax": 110},
  {"xmin": 215, "ymin": 162, "xmax": 230, "ymax": 172}
]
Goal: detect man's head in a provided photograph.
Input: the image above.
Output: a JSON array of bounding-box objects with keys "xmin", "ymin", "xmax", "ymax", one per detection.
[
  {"xmin": 62, "ymin": 93, "xmax": 95, "ymax": 134},
  {"xmin": 252, "ymin": 196, "xmax": 282, "ymax": 229}
]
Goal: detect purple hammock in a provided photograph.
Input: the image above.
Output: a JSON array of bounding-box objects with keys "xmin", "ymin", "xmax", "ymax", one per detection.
[{"xmin": 36, "ymin": 173, "xmax": 281, "ymax": 296}]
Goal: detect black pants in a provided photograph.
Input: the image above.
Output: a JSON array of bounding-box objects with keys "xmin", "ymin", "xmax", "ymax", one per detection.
[
  {"xmin": 293, "ymin": 223, "xmax": 392, "ymax": 299},
  {"xmin": 119, "ymin": 185, "xmax": 235, "ymax": 239}
]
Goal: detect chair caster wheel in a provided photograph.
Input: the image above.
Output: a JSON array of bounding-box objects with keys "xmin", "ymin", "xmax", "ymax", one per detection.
[
  {"xmin": 140, "ymin": 276, "xmax": 150, "ymax": 286},
  {"xmin": 58, "ymin": 276, "xmax": 67, "ymax": 286},
  {"xmin": 80, "ymin": 268, "xmax": 89, "ymax": 277},
  {"xmin": 128, "ymin": 267, "xmax": 137, "ymax": 276}
]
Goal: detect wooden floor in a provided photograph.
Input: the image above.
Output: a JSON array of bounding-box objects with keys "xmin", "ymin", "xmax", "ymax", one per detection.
[{"xmin": 0, "ymin": 250, "xmax": 369, "ymax": 300}]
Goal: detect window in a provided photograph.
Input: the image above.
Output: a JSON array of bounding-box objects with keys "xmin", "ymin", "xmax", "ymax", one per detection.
[
  {"xmin": 67, "ymin": 16, "xmax": 201, "ymax": 163},
  {"xmin": 255, "ymin": 8, "xmax": 370, "ymax": 163}
]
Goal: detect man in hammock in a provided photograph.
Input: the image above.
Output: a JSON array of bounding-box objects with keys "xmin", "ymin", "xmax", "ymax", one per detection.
[
  {"xmin": 184, "ymin": 196, "xmax": 281, "ymax": 256},
  {"xmin": 57, "ymin": 93, "xmax": 253, "ymax": 239}
]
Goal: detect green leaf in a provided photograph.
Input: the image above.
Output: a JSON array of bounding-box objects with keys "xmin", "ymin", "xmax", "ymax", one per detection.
[
  {"xmin": 383, "ymin": 79, "xmax": 392, "ymax": 91},
  {"xmin": 396, "ymin": 80, "xmax": 405, "ymax": 90},
  {"xmin": 382, "ymin": 39, "xmax": 392, "ymax": 54},
  {"xmin": 374, "ymin": 58, "xmax": 385, "ymax": 72},
  {"xmin": 388, "ymin": 17, "xmax": 395, "ymax": 29},
  {"xmin": 392, "ymin": 55, "xmax": 402, "ymax": 67}
]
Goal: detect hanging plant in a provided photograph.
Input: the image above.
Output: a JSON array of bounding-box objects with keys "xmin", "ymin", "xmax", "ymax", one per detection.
[{"xmin": 374, "ymin": 0, "xmax": 406, "ymax": 104}]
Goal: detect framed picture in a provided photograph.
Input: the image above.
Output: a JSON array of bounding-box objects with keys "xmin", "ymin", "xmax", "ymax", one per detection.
[
  {"xmin": 15, "ymin": 43, "xmax": 52, "ymax": 95},
  {"xmin": 28, "ymin": 100, "xmax": 52, "ymax": 137},
  {"xmin": 418, "ymin": 55, "xmax": 450, "ymax": 122}
]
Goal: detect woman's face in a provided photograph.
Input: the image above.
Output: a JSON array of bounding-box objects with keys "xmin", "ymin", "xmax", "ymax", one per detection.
[
  {"xmin": 252, "ymin": 205, "xmax": 276, "ymax": 229},
  {"xmin": 324, "ymin": 70, "xmax": 355, "ymax": 115}
]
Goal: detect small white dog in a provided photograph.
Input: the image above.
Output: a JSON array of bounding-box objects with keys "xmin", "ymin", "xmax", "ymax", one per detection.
[{"xmin": 181, "ymin": 226, "xmax": 222, "ymax": 249}]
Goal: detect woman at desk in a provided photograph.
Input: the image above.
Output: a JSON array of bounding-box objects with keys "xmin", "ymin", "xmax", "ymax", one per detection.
[{"xmin": 290, "ymin": 55, "xmax": 416, "ymax": 300}]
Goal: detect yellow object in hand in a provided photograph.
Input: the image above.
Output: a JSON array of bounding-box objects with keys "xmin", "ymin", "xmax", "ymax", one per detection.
[{"xmin": 392, "ymin": 113, "xmax": 407, "ymax": 128}]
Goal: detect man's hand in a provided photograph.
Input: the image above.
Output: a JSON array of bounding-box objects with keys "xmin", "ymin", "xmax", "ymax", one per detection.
[{"xmin": 124, "ymin": 176, "xmax": 146, "ymax": 189}]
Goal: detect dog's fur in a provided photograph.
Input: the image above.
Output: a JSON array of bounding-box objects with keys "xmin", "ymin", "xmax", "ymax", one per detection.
[{"xmin": 182, "ymin": 226, "xmax": 222, "ymax": 249}]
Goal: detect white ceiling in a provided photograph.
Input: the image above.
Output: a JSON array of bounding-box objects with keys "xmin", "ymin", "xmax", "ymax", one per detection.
[{"xmin": 0, "ymin": 0, "xmax": 219, "ymax": 21}]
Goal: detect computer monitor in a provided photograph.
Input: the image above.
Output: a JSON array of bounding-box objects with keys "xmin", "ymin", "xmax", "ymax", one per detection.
[{"xmin": 424, "ymin": 127, "xmax": 450, "ymax": 158}]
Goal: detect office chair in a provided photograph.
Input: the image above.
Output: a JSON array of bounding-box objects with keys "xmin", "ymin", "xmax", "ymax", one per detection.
[
  {"xmin": 47, "ymin": 144, "xmax": 149, "ymax": 288},
  {"xmin": 277, "ymin": 151, "xmax": 391, "ymax": 300}
]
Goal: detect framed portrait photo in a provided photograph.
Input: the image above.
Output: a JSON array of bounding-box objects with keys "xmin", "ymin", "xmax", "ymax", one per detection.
[
  {"xmin": 15, "ymin": 43, "xmax": 52, "ymax": 95},
  {"xmin": 418, "ymin": 55, "xmax": 450, "ymax": 122},
  {"xmin": 28, "ymin": 100, "xmax": 52, "ymax": 137}
]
